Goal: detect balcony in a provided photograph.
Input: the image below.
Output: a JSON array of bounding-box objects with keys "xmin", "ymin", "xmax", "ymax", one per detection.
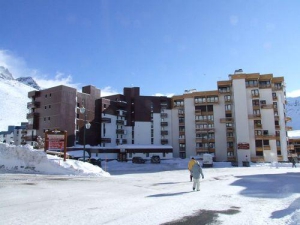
[
  {"xmin": 195, "ymin": 128, "xmax": 215, "ymax": 133},
  {"xmin": 227, "ymin": 136, "xmax": 235, "ymax": 142},
  {"xmin": 196, "ymin": 147, "xmax": 209, "ymax": 153},
  {"xmin": 26, "ymin": 112, "xmax": 39, "ymax": 119},
  {"xmin": 254, "ymin": 124, "xmax": 262, "ymax": 129},
  {"xmin": 275, "ymin": 125, "xmax": 280, "ymax": 130},
  {"xmin": 28, "ymin": 90, "xmax": 40, "ymax": 98},
  {"xmin": 286, "ymin": 126, "xmax": 293, "ymax": 131},
  {"xmin": 116, "ymin": 129, "xmax": 126, "ymax": 135},
  {"xmin": 272, "ymin": 96, "xmax": 278, "ymax": 101},
  {"xmin": 116, "ymin": 139, "xmax": 127, "ymax": 144},
  {"xmin": 227, "ymin": 156, "xmax": 236, "ymax": 162},
  {"xmin": 21, "ymin": 130, "xmax": 27, "ymax": 134},
  {"xmin": 160, "ymin": 113, "xmax": 168, "ymax": 118},
  {"xmin": 285, "ymin": 116, "xmax": 292, "ymax": 122},
  {"xmin": 261, "ymin": 104, "xmax": 273, "ymax": 109},
  {"xmin": 256, "ymin": 147, "xmax": 263, "ymax": 152},
  {"xmin": 248, "ymin": 114, "xmax": 261, "ymax": 119},
  {"xmin": 161, "ymin": 139, "xmax": 168, "ymax": 145},
  {"xmin": 263, "ymin": 135, "xmax": 276, "ymax": 140},
  {"xmin": 264, "ymin": 145, "xmax": 271, "ymax": 150},
  {"xmin": 101, "ymin": 138, "xmax": 111, "ymax": 143},
  {"xmin": 101, "ymin": 117, "xmax": 111, "ymax": 123},
  {"xmin": 179, "ymin": 147, "xmax": 186, "ymax": 152},
  {"xmin": 220, "ymin": 118, "xmax": 234, "ymax": 123},
  {"xmin": 27, "ymin": 101, "xmax": 40, "ymax": 109},
  {"xmin": 251, "ymin": 156, "xmax": 264, "ymax": 162},
  {"xmin": 179, "ymin": 139, "xmax": 185, "ymax": 144},
  {"xmin": 116, "ymin": 120, "xmax": 126, "ymax": 125},
  {"xmin": 288, "ymin": 145, "xmax": 295, "ymax": 151},
  {"xmin": 161, "ymin": 122, "xmax": 168, "ymax": 126},
  {"xmin": 251, "ymin": 94, "xmax": 260, "ymax": 98},
  {"xmin": 161, "ymin": 130, "xmax": 168, "ymax": 135}
]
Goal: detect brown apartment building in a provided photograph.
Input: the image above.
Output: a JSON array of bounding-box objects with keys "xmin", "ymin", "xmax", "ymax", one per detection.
[{"xmin": 26, "ymin": 85, "xmax": 101, "ymax": 147}]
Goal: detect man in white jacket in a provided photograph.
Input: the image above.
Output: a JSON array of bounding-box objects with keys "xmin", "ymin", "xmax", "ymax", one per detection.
[{"xmin": 191, "ymin": 161, "xmax": 204, "ymax": 191}]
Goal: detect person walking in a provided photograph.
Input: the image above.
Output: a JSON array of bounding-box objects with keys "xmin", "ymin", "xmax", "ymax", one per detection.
[
  {"xmin": 188, "ymin": 157, "xmax": 197, "ymax": 181},
  {"xmin": 191, "ymin": 161, "xmax": 204, "ymax": 191},
  {"xmin": 292, "ymin": 157, "xmax": 297, "ymax": 168}
]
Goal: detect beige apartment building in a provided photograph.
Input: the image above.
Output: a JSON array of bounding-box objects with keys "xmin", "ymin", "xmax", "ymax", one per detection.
[{"xmin": 171, "ymin": 70, "xmax": 291, "ymax": 163}]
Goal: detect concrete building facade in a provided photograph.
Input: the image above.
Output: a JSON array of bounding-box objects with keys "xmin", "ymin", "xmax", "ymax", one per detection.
[
  {"xmin": 24, "ymin": 70, "xmax": 292, "ymax": 163},
  {"xmin": 171, "ymin": 70, "xmax": 290, "ymax": 163}
]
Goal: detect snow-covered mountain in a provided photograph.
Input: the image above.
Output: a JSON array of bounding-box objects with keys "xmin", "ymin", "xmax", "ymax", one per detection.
[
  {"xmin": 0, "ymin": 67, "xmax": 38, "ymax": 131},
  {"xmin": 16, "ymin": 77, "xmax": 41, "ymax": 90},
  {"xmin": 286, "ymin": 96, "xmax": 300, "ymax": 130},
  {"xmin": 0, "ymin": 66, "xmax": 14, "ymax": 80}
]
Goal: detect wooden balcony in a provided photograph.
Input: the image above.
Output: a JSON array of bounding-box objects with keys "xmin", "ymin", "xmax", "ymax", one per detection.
[
  {"xmin": 227, "ymin": 136, "xmax": 235, "ymax": 142},
  {"xmin": 256, "ymin": 147, "xmax": 263, "ymax": 152},
  {"xmin": 248, "ymin": 114, "xmax": 261, "ymax": 119},
  {"xmin": 288, "ymin": 145, "xmax": 295, "ymax": 151},
  {"xmin": 254, "ymin": 124, "xmax": 262, "ymax": 129},
  {"xmin": 251, "ymin": 156, "xmax": 264, "ymax": 162},
  {"xmin": 285, "ymin": 116, "xmax": 292, "ymax": 122},
  {"xmin": 220, "ymin": 118, "xmax": 234, "ymax": 123},
  {"xmin": 286, "ymin": 126, "xmax": 293, "ymax": 131},
  {"xmin": 261, "ymin": 104, "xmax": 274, "ymax": 109},
  {"xmin": 264, "ymin": 145, "xmax": 271, "ymax": 150}
]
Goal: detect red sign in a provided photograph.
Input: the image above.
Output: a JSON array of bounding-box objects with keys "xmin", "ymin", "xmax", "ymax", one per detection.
[
  {"xmin": 49, "ymin": 140, "xmax": 64, "ymax": 150},
  {"xmin": 238, "ymin": 142, "xmax": 250, "ymax": 149}
]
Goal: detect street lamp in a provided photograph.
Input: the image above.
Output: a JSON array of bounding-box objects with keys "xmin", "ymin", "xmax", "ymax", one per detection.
[{"xmin": 80, "ymin": 103, "xmax": 91, "ymax": 162}]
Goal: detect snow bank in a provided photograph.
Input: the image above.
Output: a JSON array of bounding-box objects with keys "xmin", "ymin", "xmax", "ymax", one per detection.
[{"xmin": 0, "ymin": 143, "xmax": 110, "ymax": 177}]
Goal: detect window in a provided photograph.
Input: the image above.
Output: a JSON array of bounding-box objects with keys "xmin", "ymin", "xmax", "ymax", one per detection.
[
  {"xmin": 225, "ymin": 104, "xmax": 231, "ymax": 111},
  {"xmin": 224, "ymin": 95, "xmax": 231, "ymax": 101},
  {"xmin": 263, "ymin": 140, "xmax": 269, "ymax": 146},
  {"xmin": 251, "ymin": 89, "xmax": 259, "ymax": 97}
]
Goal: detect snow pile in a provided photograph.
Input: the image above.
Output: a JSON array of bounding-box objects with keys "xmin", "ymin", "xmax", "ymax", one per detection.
[{"xmin": 0, "ymin": 143, "xmax": 110, "ymax": 177}]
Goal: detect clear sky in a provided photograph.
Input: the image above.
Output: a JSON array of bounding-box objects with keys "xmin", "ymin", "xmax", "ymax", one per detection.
[{"xmin": 0, "ymin": 0, "xmax": 299, "ymax": 97}]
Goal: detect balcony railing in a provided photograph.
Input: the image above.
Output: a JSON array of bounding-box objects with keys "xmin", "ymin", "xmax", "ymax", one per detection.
[
  {"xmin": 160, "ymin": 113, "xmax": 168, "ymax": 118},
  {"xmin": 27, "ymin": 101, "xmax": 40, "ymax": 109},
  {"xmin": 116, "ymin": 120, "xmax": 126, "ymax": 125},
  {"xmin": 261, "ymin": 104, "xmax": 273, "ymax": 109},
  {"xmin": 101, "ymin": 138, "xmax": 111, "ymax": 143},
  {"xmin": 116, "ymin": 129, "xmax": 126, "ymax": 135},
  {"xmin": 161, "ymin": 130, "xmax": 168, "ymax": 135},
  {"xmin": 161, "ymin": 122, "xmax": 168, "ymax": 126},
  {"xmin": 220, "ymin": 118, "xmax": 234, "ymax": 123},
  {"xmin": 26, "ymin": 112, "xmax": 39, "ymax": 119},
  {"xmin": 248, "ymin": 114, "xmax": 261, "ymax": 119},
  {"xmin": 101, "ymin": 117, "xmax": 111, "ymax": 123},
  {"xmin": 161, "ymin": 139, "xmax": 168, "ymax": 145}
]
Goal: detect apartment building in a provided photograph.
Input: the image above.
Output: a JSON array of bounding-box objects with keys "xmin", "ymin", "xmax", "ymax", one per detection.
[
  {"xmin": 0, "ymin": 123, "xmax": 27, "ymax": 145},
  {"xmin": 26, "ymin": 85, "xmax": 101, "ymax": 147},
  {"xmin": 96, "ymin": 87, "xmax": 173, "ymax": 161},
  {"xmin": 171, "ymin": 70, "xmax": 290, "ymax": 162},
  {"xmin": 24, "ymin": 70, "xmax": 292, "ymax": 163}
]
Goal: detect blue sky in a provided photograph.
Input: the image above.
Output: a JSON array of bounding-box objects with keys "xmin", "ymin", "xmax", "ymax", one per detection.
[{"xmin": 0, "ymin": 0, "xmax": 299, "ymax": 97}]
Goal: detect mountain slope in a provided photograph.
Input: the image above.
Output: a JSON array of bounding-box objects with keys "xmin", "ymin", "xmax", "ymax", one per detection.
[{"xmin": 286, "ymin": 96, "xmax": 300, "ymax": 130}]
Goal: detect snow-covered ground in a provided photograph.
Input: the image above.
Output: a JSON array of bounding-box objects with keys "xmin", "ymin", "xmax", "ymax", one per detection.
[{"xmin": 0, "ymin": 143, "xmax": 299, "ymax": 225}]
